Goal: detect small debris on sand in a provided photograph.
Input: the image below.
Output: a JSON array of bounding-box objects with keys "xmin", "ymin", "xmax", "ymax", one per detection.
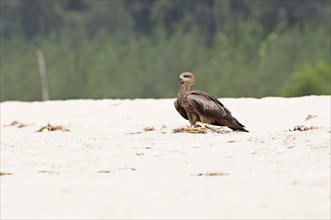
[
  {"xmin": 5, "ymin": 120, "xmax": 29, "ymax": 128},
  {"xmin": 305, "ymin": 114, "xmax": 317, "ymax": 121},
  {"xmin": 36, "ymin": 123, "xmax": 70, "ymax": 132},
  {"xmin": 97, "ymin": 170, "xmax": 112, "ymax": 174},
  {"xmin": 38, "ymin": 170, "xmax": 59, "ymax": 175},
  {"xmin": 289, "ymin": 125, "xmax": 318, "ymax": 132},
  {"xmin": 173, "ymin": 127, "xmax": 207, "ymax": 134},
  {"xmin": 127, "ymin": 131, "xmax": 142, "ymax": 135},
  {"xmin": 97, "ymin": 167, "xmax": 136, "ymax": 174},
  {"xmin": 128, "ymin": 126, "xmax": 156, "ymax": 135},
  {"xmin": 0, "ymin": 172, "xmax": 12, "ymax": 176},
  {"xmin": 192, "ymin": 172, "xmax": 229, "ymax": 176},
  {"xmin": 173, "ymin": 126, "xmax": 231, "ymax": 134},
  {"xmin": 143, "ymin": 127, "xmax": 155, "ymax": 132}
]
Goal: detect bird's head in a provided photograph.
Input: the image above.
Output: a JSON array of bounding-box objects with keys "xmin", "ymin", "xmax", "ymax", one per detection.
[{"xmin": 179, "ymin": 72, "xmax": 195, "ymax": 85}]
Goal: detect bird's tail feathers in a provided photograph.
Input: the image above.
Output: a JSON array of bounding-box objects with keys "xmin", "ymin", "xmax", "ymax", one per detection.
[
  {"xmin": 230, "ymin": 119, "xmax": 249, "ymax": 132},
  {"xmin": 230, "ymin": 126, "xmax": 249, "ymax": 132}
]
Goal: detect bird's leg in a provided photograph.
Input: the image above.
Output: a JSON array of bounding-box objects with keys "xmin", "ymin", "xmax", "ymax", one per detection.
[
  {"xmin": 177, "ymin": 116, "xmax": 203, "ymax": 133},
  {"xmin": 183, "ymin": 124, "xmax": 200, "ymax": 133},
  {"xmin": 194, "ymin": 122, "xmax": 213, "ymax": 129},
  {"xmin": 195, "ymin": 122, "xmax": 225, "ymax": 133},
  {"xmin": 188, "ymin": 114, "xmax": 199, "ymax": 127},
  {"xmin": 194, "ymin": 122, "xmax": 205, "ymax": 128},
  {"xmin": 181, "ymin": 121, "xmax": 207, "ymax": 133}
]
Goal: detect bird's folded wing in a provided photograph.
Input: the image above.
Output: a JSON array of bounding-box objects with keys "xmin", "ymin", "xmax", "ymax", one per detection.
[
  {"xmin": 174, "ymin": 99, "xmax": 188, "ymax": 120},
  {"xmin": 187, "ymin": 90, "xmax": 229, "ymax": 118}
]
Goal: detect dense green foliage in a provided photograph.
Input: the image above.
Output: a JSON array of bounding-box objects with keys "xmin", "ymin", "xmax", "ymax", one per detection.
[
  {"xmin": 1, "ymin": 0, "xmax": 330, "ymax": 101},
  {"xmin": 282, "ymin": 62, "xmax": 331, "ymax": 97}
]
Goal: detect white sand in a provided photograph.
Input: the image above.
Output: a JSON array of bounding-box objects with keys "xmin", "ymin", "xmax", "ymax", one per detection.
[{"xmin": 1, "ymin": 96, "xmax": 330, "ymax": 219}]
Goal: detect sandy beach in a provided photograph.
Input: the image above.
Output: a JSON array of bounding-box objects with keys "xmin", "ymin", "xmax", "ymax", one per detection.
[{"xmin": 1, "ymin": 96, "xmax": 330, "ymax": 219}]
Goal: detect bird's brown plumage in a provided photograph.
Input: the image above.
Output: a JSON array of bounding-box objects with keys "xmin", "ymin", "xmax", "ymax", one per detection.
[{"xmin": 174, "ymin": 72, "xmax": 248, "ymax": 132}]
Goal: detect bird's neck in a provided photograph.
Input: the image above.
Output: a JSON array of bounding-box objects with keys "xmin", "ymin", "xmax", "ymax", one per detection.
[{"xmin": 179, "ymin": 83, "xmax": 195, "ymax": 94}]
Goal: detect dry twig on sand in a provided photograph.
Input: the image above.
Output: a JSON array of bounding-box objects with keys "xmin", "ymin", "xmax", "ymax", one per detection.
[
  {"xmin": 290, "ymin": 125, "xmax": 318, "ymax": 132},
  {"xmin": 36, "ymin": 123, "xmax": 70, "ymax": 132},
  {"xmin": 5, "ymin": 120, "xmax": 29, "ymax": 128}
]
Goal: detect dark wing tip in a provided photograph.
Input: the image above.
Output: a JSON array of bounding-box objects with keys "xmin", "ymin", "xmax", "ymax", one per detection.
[
  {"xmin": 229, "ymin": 119, "xmax": 249, "ymax": 132},
  {"xmin": 230, "ymin": 126, "xmax": 249, "ymax": 132},
  {"xmin": 240, "ymin": 128, "xmax": 249, "ymax": 132}
]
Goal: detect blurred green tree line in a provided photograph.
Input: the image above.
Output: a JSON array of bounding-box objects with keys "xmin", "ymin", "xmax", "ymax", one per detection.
[{"xmin": 1, "ymin": 0, "xmax": 330, "ymax": 101}]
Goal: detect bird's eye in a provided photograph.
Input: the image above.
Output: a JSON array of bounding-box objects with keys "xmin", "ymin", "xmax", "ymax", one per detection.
[{"xmin": 184, "ymin": 75, "xmax": 189, "ymax": 78}]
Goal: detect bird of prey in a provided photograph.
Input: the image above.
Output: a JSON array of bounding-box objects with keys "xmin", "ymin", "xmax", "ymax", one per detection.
[{"xmin": 174, "ymin": 72, "xmax": 248, "ymax": 132}]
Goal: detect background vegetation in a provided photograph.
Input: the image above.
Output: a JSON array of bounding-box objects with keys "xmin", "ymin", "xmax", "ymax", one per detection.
[{"xmin": 1, "ymin": 0, "xmax": 330, "ymax": 101}]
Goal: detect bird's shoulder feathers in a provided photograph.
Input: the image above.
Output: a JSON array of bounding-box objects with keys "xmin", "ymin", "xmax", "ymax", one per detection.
[{"xmin": 187, "ymin": 90, "xmax": 231, "ymax": 117}]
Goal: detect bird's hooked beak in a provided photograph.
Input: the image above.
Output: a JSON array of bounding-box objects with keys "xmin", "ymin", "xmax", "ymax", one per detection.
[{"xmin": 179, "ymin": 75, "xmax": 184, "ymax": 83}]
